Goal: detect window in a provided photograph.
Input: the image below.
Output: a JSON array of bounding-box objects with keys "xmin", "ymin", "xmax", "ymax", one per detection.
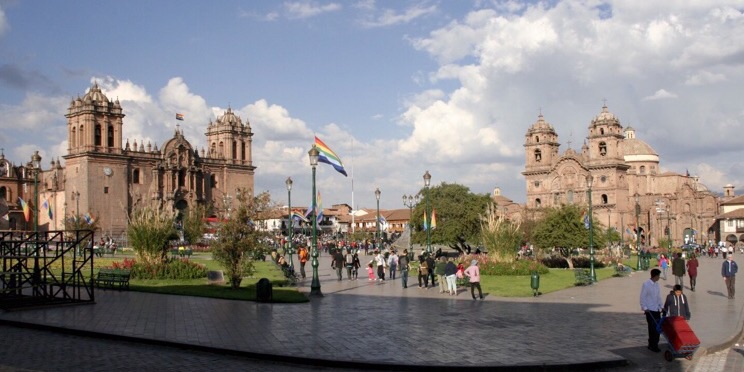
[
  {"xmin": 232, "ymin": 141, "xmax": 237, "ymax": 159},
  {"xmin": 535, "ymin": 135, "xmax": 540, "ymax": 143},
  {"xmin": 599, "ymin": 141, "xmax": 607, "ymax": 156},
  {"xmin": 600, "ymin": 175, "xmax": 607, "ymax": 183},
  {"xmin": 534, "ymin": 149, "xmax": 542, "ymax": 162},
  {"xmin": 71, "ymin": 128, "xmax": 77, "ymax": 147},
  {"xmin": 133, "ymin": 169, "xmax": 140, "ymax": 184},
  {"xmin": 553, "ymin": 193, "xmax": 560, "ymax": 205},
  {"xmin": 640, "ymin": 165, "xmax": 646, "ymax": 174},
  {"xmin": 178, "ymin": 169, "xmax": 186, "ymax": 187},
  {"xmin": 95, "ymin": 124, "xmax": 102, "ymax": 146},
  {"xmin": 534, "ymin": 180, "xmax": 540, "ymax": 187},
  {"xmin": 601, "ymin": 194, "xmax": 608, "ymax": 204},
  {"xmin": 567, "ymin": 190, "xmax": 574, "ymax": 203},
  {"xmin": 104, "ymin": 186, "xmax": 109, "ymax": 194},
  {"xmin": 107, "ymin": 125, "xmax": 114, "ymax": 147},
  {"xmin": 241, "ymin": 142, "xmax": 246, "ymax": 160},
  {"xmin": 0, "ymin": 186, "xmax": 6, "ymax": 200},
  {"xmin": 535, "ymin": 198, "xmax": 541, "ymax": 207},
  {"xmin": 600, "ymin": 128, "xmax": 605, "ymax": 135}
]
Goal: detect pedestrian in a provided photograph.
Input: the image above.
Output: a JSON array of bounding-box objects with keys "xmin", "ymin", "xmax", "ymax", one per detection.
[
  {"xmin": 640, "ymin": 268, "xmax": 663, "ymax": 353},
  {"xmin": 426, "ymin": 254, "xmax": 436, "ymax": 289},
  {"xmin": 671, "ymin": 252, "xmax": 686, "ymax": 287},
  {"xmin": 658, "ymin": 254, "xmax": 669, "ymax": 280},
  {"xmin": 374, "ymin": 250, "xmax": 386, "ymax": 282},
  {"xmin": 444, "ymin": 258, "xmax": 457, "ymax": 296},
  {"xmin": 398, "ymin": 250, "xmax": 410, "ymax": 288},
  {"xmin": 686, "ymin": 253, "xmax": 699, "ymax": 292},
  {"xmin": 298, "ymin": 246, "xmax": 308, "ymax": 279},
  {"xmin": 332, "ymin": 249, "xmax": 344, "ymax": 281},
  {"xmin": 464, "ymin": 259, "xmax": 484, "ymax": 300},
  {"xmin": 352, "ymin": 250, "xmax": 361, "ymax": 280},
  {"xmin": 367, "ymin": 262, "xmax": 375, "ymax": 281},
  {"xmin": 722, "ymin": 254, "xmax": 738, "ymax": 299},
  {"xmin": 435, "ymin": 257, "xmax": 447, "ymax": 294},
  {"xmin": 418, "ymin": 255, "xmax": 429, "ymax": 288},
  {"xmin": 388, "ymin": 251, "xmax": 398, "ymax": 280},
  {"xmin": 664, "ymin": 284, "xmax": 691, "ymax": 320},
  {"xmin": 344, "ymin": 249, "xmax": 355, "ymax": 280}
]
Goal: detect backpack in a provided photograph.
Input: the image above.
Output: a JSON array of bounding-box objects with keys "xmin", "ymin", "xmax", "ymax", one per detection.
[{"xmin": 345, "ymin": 253, "xmax": 354, "ymax": 266}]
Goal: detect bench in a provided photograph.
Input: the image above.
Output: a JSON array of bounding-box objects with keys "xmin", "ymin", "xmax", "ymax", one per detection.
[
  {"xmin": 94, "ymin": 268, "xmax": 131, "ymax": 290},
  {"xmin": 171, "ymin": 247, "xmax": 193, "ymax": 258},
  {"xmin": 574, "ymin": 269, "xmax": 593, "ymax": 286},
  {"xmin": 614, "ymin": 264, "xmax": 632, "ymax": 277}
]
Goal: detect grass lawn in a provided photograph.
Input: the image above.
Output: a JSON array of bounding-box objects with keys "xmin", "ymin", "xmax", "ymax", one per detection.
[{"xmin": 479, "ymin": 266, "xmax": 618, "ymax": 297}]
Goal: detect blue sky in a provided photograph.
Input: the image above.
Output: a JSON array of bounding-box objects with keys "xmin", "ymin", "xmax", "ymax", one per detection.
[{"xmin": 1, "ymin": 0, "xmax": 743, "ymax": 210}]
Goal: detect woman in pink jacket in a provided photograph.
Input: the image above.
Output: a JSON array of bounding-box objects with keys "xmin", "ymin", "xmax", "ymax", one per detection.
[{"xmin": 464, "ymin": 259, "xmax": 484, "ymax": 300}]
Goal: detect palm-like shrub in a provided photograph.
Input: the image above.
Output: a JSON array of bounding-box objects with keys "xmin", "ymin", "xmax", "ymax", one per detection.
[
  {"xmin": 127, "ymin": 204, "xmax": 177, "ymax": 265},
  {"xmin": 480, "ymin": 202, "xmax": 523, "ymax": 263}
]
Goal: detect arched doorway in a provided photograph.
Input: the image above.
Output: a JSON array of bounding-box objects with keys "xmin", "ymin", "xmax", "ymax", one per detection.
[{"xmin": 725, "ymin": 234, "xmax": 738, "ymax": 245}]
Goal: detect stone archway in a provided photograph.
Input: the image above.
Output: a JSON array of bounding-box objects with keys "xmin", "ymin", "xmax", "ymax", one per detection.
[{"xmin": 726, "ymin": 234, "xmax": 738, "ymax": 245}]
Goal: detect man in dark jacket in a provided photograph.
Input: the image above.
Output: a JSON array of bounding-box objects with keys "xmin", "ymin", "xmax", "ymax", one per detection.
[
  {"xmin": 671, "ymin": 253, "xmax": 686, "ymax": 287},
  {"xmin": 399, "ymin": 250, "xmax": 410, "ymax": 288},
  {"xmin": 426, "ymin": 254, "xmax": 436, "ymax": 289},
  {"xmin": 332, "ymin": 249, "xmax": 344, "ymax": 281},
  {"xmin": 722, "ymin": 255, "xmax": 738, "ymax": 299}
]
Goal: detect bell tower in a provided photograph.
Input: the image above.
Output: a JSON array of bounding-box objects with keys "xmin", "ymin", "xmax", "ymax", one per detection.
[
  {"xmin": 66, "ymin": 82, "xmax": 124, "ymax": 155},
  {"xmin": 523, "ymin": 114, "xmax": 560, "ymax": 208},
  {"xmin": 586, "ymin": 104, "xmax": 624, "ymax": 165},
  {"xmin": 205, "ymin": 107, "xmax": 253, "ymax": 166}
]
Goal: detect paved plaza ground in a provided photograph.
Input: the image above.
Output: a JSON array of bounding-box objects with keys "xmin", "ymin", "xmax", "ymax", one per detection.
[{"xmin": 0, "ymin": 252, "xmax": 742, "ymax": 371}]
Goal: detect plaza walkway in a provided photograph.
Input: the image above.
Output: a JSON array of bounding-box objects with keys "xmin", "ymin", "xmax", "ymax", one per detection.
[{"xmin": 0, "ymin": 252, "xmax": 742, "ymax": 370}]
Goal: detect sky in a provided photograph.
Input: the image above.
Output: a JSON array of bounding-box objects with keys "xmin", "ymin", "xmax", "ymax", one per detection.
[{"xmin": 1, "ymin": 0, "xmax": 743, "ymax": 211}]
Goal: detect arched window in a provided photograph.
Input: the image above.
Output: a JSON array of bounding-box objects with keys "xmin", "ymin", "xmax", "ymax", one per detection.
[
  {"xmin": 178, "ymin": 169, "xmax": 186, "ymax": 187},
  {"xmin": 640, "ymin": 165, "xmax": 646, "ymax": 174},
  {"xmin": 133, "ymin": 169, "xmax": 140, "ymax": 184},
  {"xmin": 95, "ymin": 124, "xmax": 102, "ymax": 146},
  {"xmin": 600, "ymin": 128, "xmax": 605, "ymax": 135},
  {"xmin": 599, "ymin": 141, "xmax": 607, "ymax": 156},
  {"xmin": 553, "ymin": 193, "xmax": 560, "ymax": 205},
  {"xmin": 107, "ymin": 125, "xmax": 114, "ymax": 147},
  {"xmin": 241, "ymin": 142, "xmax": 246, "ymax": 160},
  {"xmin": 535, "ymin": 136, "xmax": 540, "ymax": 143},
  {"xmin": 601, "ymin": 194, "xmax": 608, "ymax": 204},
  {"xmin": 232, "ymin": 141, "xmax": 237, "ymax": 159},
  {"xmin": 79, "ymin": 125, "xmax": 84, "ymax": 147},
  {"xmin": 535, "ymin": 198, "xmax": 541, "ymax": 207},
  {"xmin": 218, "ymin": 142, "xmax": 224, "ymax": 158},
  {"xmin": 534, "ymin": 149, "xmax": 542, "ymax": 162},
  {"xmin": 567, "ymin": 190, "xmax": 574, "ymax": 203},
  {"xmin": 71, "ymin": 128, "xmax": 77, "ymax": 147},
  {"xmin": 0, "ymin": 186, "xmax": 6, "ymax": 201}
]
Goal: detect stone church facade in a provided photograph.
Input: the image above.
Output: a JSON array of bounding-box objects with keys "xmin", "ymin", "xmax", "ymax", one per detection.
[
  {"xmin": 0, "ymin": 83, "xmax": 255, "ymax": 238},
  {"xmin": 522, "ymin": 105, "xmax": 720, "ymax": 248}
]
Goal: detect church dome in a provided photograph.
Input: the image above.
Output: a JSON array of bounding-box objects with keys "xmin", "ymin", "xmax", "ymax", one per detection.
[
  {"xmin": 81, "ymin": 83, "xmax": 110, "ymax": 103},
  {"xmin": 589, "ymin": 104, "xmax": 621, "ymax": 128},
  {"xmin": 216, "ymin": 107, "xmax": 243, "ymax": 127},
  {"xmin": 622, "ymin": 138, "xmax": 659, "ymax": 163}
]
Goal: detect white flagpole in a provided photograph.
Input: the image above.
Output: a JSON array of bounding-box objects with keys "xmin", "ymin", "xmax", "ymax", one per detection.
[{"xmin": 351, "ymin": 138, "xmax": 355, "ymax": 234}]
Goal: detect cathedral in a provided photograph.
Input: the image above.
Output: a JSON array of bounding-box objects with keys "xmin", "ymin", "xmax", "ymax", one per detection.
[
  {"xmin": 0, "ymin": 83, "xmax": 255, "ymax": 238},
  {"xmin": 522, "ymin": 105, "xmax": 720, "ymax": 248}
]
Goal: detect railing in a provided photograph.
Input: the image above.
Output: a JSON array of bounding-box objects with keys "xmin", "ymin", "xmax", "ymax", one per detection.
[{"xmin": 0, "ymin": 230, "xmax": 96, "ymax": 310}]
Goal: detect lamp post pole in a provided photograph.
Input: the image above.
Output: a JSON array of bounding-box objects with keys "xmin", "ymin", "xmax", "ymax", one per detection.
[
  {"xmin": 375, "ymin": 188, "xmax": 381, "ymax": 246},
  {"xmin": 635, "ymin": 194, "xmax": 642, "ymax": 271},
  {"xmin": 285, "ymin": 177, "xmax": 294, "ymax": 270},
  {"xmin": 423, "ymin": 171, "xmax": 432, "ymax": 254},
  {"xmin": 667, "ymin": 211, "xmax": 672, "ymax": 257},
  {"xmin": 308, "ymin": 146, "xmax": 322, "ymax": 296},
  {"xmin": 403, "ymin": 194, "xmax": 419, "ymax": 254},
  {"xmin": 586, "ymin": 175, "xmax": 596, "ymax": 282},
  {"xmin": 30, "ymin": 151, "xmax": 42, "ymax": 295}
]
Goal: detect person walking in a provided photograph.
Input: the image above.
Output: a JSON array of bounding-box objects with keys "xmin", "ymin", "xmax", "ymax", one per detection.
[
  {"xmin": 374, "ymin": 250, "xmax": 387, "ymax": 282},
  {"xmin": 426, "ymin": 254, "xmax": 436, "ymax": 290},
  {"xmin": 388, "ymin": 251, "xmax": 398, "ymax": 280},
  {"xmin": 444, "ymin": 258, "xmax": 458, "ymax": 296},
  {"xmin": 418, "ymin": 255, "xmax": 429, "ymax": 288},
  {"xmin": 399, "ymin": 250, "xmax": 410, "ymax": 288},
  {"xmin": 664, "ymin": 284, "xmax": 691, "ymax": 320},
  {"xmin": 464, "ymin": 259, "xmax": 483, "ymax": 300},
  {"xmin": 686, "ymin": 253, "xmax": 699, "ymax": 292},
  {"xmin": 352, "ymin": 250, "xmax": 361, "ymax": 280},
  {"xmin": 298, "ymin": 246, "xmax": 308, "ymax": 279},
  {"xmin": 344, "ymin": 249, "xmax": 355, "ymax": 280},
  {"xmin": 640, "ymin": 268, "xmax": 663, "ymax": 352},
  {"xmin": 658, "ymin": 254, "xmax": 669, "ymax": 280},
  {"xmin": 671, "ymin": 252, "xmax": 686, "ymax": 287},
  {"xmin": 722, "ymin": 255, "xmax": 738, "ymax": 299},
  {"xmin": 332, "ymin": 249, "xmax": 344, "ymax": 281}
]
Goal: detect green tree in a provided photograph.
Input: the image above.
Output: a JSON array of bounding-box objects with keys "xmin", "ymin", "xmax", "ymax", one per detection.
[
  {"xmin": 531, "ymin": 204, "xmax": 606, "ymax": 267},
  {"xmin": 480, "ymin": 202, "xmax": 523, "ymax": 262},
  {"xmin": 127, "ymin": 204, "xmax": 177, "ymax": 265},
  {"xmin": 412, "ymin": 182, "xmax": 491, "ymax": 246},
  {"xmin": 211, "ymin": 190, "xmax": 273, "ymax": 289},
  {"xmin": 63, "ymin": 213, "xmax": 101, "ymax": 248},
  {"xmin": 181, "ymin": 204, "xmax": 208, "ymax": 245}
]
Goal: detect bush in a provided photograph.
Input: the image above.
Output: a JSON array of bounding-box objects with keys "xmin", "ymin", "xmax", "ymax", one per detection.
[
  {"xmin": 129, "ymin": 258, "xmax": 208, "ymax": 280},
  {"xmin": 463, "ymin": 254, "xmax": 549, "ymax": 276},
  {"xmin": 540, "ymin": 256, "xmax": 569, "ymax": 268},
  {"xmin": 572, "ymin": 256, "xmax": 606, "ymax": 269}
]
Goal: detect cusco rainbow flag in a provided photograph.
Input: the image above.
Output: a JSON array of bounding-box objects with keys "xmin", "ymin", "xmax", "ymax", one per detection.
[{"xmin": 314, "ymin": 136, "xmax": 347, "ymax": 177}]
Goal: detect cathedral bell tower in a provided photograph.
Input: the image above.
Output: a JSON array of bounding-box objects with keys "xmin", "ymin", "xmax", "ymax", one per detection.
[
  {"xmin": 586, "ymin": 104, "xmax": 624, "ymax": 166},
  {"xmin": 66, "ymin": 83, "xmax": 124, "ymax": 155},
  {"xmin": 522, "ymin": 114, "xmax": 560, "ymax": 208}
]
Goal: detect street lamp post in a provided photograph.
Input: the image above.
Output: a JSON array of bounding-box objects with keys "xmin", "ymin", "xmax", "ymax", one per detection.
[
  {"xmin": 73, "ymin": 191, "xmax": 80, "ymax": 218},
  {"xmin": 375, "ymin": 188, "xmax": 381, "ymax": 246},
  {"xmin": 30, "ymin": 151, "xmax": 42, "ymax": 295},
  {"xmin": 285, "ymin": 177, "xmax": 294, "ymax": 270},
  {"xmin": 308, "ymin": 146, "xmax": 322, "ymax": 296},
  {"xmin": 402, "ymin": 194, "xmax": 419, "ymax": 254},
  {"xmin": 635, "ymin": 194, "xmax": 642, "ymax": 271},
  {"xmin": 586, "ymin": 175, "xmax": 596, "ymax": 282},
  {"xmin": 667, "ymin": 211, "xmax": 672, "ymax": 257},
  {"xmin": 423, "ymin": 171, "xmax": 432, "ymax": 254}
]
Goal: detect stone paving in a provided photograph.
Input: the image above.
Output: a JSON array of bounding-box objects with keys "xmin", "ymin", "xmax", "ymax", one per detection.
[{"xmin": 0, "ymin": 252, "xmax": 742, "ymax": 370}]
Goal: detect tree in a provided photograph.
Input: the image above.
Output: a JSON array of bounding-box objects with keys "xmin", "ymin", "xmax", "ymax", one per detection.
[
  {"xmin": 531, "ymin": 204, "xmax": 606, "ymax": 267},
  {"xmin": 412, "ymin": 182, "xmax": 491, "ymax": 246},
  {"xmin": 480, "ymin": 202, "xmax": 523, "ymax": 262},
  {"xmin": 181, "ymin": 204, "xmax": 208, "ymax": 245},
  {"xmin": 63, "ymin": 213, "xmax": 101, "ymax": 248},
  {"xmin": 127, "ymin": 203, "xmax": 177, "ymax": 265},
  {"xmin": 211, "ymin": 190, "xmax": 273, "ymax": 289}
]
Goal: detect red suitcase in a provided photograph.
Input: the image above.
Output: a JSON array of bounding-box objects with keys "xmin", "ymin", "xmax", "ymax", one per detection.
[{"xmin": 659, "ymin": 316, "xmax": 700, "ymax": 361}]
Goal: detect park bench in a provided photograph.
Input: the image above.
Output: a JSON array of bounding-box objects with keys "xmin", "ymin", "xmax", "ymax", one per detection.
[
  {"xmin": 93, "ymin": 268, "xmax": 131, "ymax": 290},
  {"xmin": 614, "ymin": 264, "xmax": 632, "ymax": 277},
  {"xmin": 171, "ymin": 247, "xmax": 193, "ymax": 258},
  {"xmin": 574, "ymin": 268, "xmax": 593, "ymax": 286}
]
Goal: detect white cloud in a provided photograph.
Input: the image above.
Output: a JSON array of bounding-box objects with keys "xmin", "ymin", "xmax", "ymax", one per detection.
[
  {"xmin": 684, "ymin": 70, "xmax": 726, "ymax": 86},
  {"xmin": 360, "ymin": 3, "xmax": 437, "ymax": 28},
  {"xmin": 284, "ymin": 2, "xmax": 342, "ymax": 19},
  {"xmin": 642, "ymin": 89, "xmax": 678, "ymax": 101},
  {"xmin": 0, "ymin": 6, "xmax": 7, "ymax": 37}
]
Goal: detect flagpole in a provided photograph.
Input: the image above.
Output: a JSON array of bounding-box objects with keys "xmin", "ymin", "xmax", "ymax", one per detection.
[{"xmin": 351, "ymin": 138, "xmax": 355, "ymax": 235}]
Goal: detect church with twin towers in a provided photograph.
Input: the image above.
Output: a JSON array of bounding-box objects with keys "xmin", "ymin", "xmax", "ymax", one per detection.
[{"xmin": 0, "ymin": 82, "xmax": 255, "ymax": 237}]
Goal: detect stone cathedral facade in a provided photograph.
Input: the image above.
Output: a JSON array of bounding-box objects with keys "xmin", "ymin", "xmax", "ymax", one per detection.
[
  {"xmin": 0, "ymin": 83, "xmax": 255, "ymax": 238},
  {"xmin": 522, "ymin": 105, "xmax": 720, "ymax": 247}
]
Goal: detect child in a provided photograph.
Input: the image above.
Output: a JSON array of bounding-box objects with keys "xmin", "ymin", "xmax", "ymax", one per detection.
[
  {"xmin": 367, "ymin": 262, "xmax": 375, "ymax": 281},
  {"xmin": 664, "ymin": 284, "xmax": 691, "ymax": 320}
]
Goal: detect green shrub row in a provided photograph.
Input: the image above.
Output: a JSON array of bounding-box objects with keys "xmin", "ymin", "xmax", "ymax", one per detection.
[{"xmin": 129, "ymin": 259, "xmax": 208, "ymax": 280}]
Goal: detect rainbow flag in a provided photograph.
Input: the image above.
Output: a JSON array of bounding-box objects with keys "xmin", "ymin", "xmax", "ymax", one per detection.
[
  {"xmin": 18, "ymin": 197, "xmax": 30, "ymax": 222},
  {"xmin": 175, "ymin": 113, "xmax": 184, "ymax": 121},
  {"xmin": 290, "ymin": 211, "xmax": 309, "ymax": 223},
  {"xmin": 422, "ymin": 213, "xmax": 428, "ymax": 231},
  {"xmin": 43, "ymin": 198, "xmax": 53, "ymax": 219},
  {"xmin": 314, "ymin": 136, "xmax": 347, "ymax": 176},
  {"xmin": 431, "ymin": 209, "xmax": 437, "ymax": 229}
]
